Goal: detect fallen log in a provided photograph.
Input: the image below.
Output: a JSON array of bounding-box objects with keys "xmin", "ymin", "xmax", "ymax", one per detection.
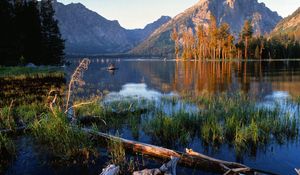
[
  {"xmin": 83, "ymin": 128, "xmax": 273, "ymax": 175},
  {"xmin": 100, "ymin": 164, "xmax": 120, "ymax": 175},
  {"xmin": 133, "ymin": 156, "xmax": 179, "ymax": 175}
]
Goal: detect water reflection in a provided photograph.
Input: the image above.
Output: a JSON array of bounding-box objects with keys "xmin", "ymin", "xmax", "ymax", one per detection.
[
  {"xmin": 66, "ymin": 59, "xmax": 300, "ymax": 99},
  {"xmin": 106, "ymin": 83, "xmax": 162, "ymax": 101},
  {"xmin": 104, "ymin": 83, "xmax": 199, "ymax": 115}
]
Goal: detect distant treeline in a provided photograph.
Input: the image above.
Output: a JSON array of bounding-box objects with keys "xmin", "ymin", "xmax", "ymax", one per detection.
[
  {"xmin": 171, "ymin": 15, "xmax": 300, "ymax": 60},
  {"xmin": 0, "ymin": 0, "xmax": 64, "ymax": 66}
]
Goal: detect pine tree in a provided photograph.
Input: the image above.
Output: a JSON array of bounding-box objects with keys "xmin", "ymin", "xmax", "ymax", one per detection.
[
  {"xmin": 41, "ymin": 0, "xmax": 64, "ymax": 65},
  {"xmin": 241, "ymin": 20, "xmax": 253, "ymax": 59},
  {"xmin": 208, "ymin": 15, "xmax": 218, "ymax": 59},
  {"xmin": 196, "ymin": 25, "xmax": 205, "ymax": 60},
  {"xmin": 171, "ymin": 27, "xmax": 179, "ymax": 60},
  {"xmin": 0, "ymin": 0, "xmax": 17, "ymax": 65},
  {"xmin": 23, "ymin": 0, "xmax": 43, "ymax": 65},
  {"xmin": 254, "ymin": 45, "xmax": 260, "ymax": 59},
  {"xmin": 218, "ymin": 23, "xmax": 230, "ymax": 59}
]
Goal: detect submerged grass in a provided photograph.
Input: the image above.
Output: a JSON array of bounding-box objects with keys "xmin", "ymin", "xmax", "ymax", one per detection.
[
  {"xmin": 30, "ymin": 108, "xmax": 98, "ymax": 162},
  {"xmin": 107, "ymin": 132, "xmax": 126, "ymax": 165},
  {"xmin": 0, "ymin": 133, "xmax": 15, "ymax": 171},
  {"xmin": 143, "ymin": 111, "xmax": 194, "ymax": 148},
  {"xmin": 143, "ymin": 92, "xmax": 299, "ymax": 153}
]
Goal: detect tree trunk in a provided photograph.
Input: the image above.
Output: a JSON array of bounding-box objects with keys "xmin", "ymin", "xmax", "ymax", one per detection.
[{"xmin": 245, "ymin": 37, "xmax": 248, "ymax": 59}]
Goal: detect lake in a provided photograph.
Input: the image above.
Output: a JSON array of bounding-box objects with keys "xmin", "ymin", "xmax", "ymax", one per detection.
[
  {"xmin": 4, "ymin": 58, "xmax": 300, "ymax": 175},
  {"xmin": 65, "ymin": 58, "xmax": 300, "ymax": 175}
]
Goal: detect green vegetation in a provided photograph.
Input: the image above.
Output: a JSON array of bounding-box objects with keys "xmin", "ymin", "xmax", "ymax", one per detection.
[
  {"xmin": 107, "ymin": 133, "xmax": 126, "ymax": 165},
  {"xmin": 143, "ymin": 111, "xmax": 193, "ymax": 147},
  {"xmin": 143, "ymin": 93, "xmax": 299, "ymax": 153},
  {"xmin": 0, "ymin": 67, "xmax": 64, "ymax": 78},
  {"xmin": 0, "ymin": 133, "xmax": 15, "ymax": 171},
  {"xmin": 30, "ymin": 109, "xmax": 97, "ymax": 162},
  {"xmin": 0, "ymin": 104, "xmax": 15, "ymax": 130},
  {"xmin": 0, "ymin": 67, "xmax": 65, "ymax": 106}
]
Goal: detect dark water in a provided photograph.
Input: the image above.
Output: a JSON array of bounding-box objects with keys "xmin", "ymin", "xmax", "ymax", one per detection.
[{"xmin": 5, "ymin": 58, "xmax": 300, "ymax": 175}]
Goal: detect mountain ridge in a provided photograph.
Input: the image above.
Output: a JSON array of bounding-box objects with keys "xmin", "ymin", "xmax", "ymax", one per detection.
[
  {"xmin": 271, "ymin": 7, "xmax": 300, "ymax": 40},
  {"xmin": 131, "ymin": 0, "xmax": 282, "ymax": 56},
  {"xmin": 54, "ymin": 1, "xmax": 171, "ymax": 55}
]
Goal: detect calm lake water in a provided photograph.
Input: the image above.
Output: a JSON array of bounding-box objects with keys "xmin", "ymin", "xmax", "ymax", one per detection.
[
  {"xmin": 5, "ymin": 58, "xmax": 300, "ymax": 175},
  {"xmin": 66, "ymin": 58, "xmax": 300, "ymax": 175},
  {"xmin": 66, "ymin": 58, "xmax": 300, "ymax": 98}
]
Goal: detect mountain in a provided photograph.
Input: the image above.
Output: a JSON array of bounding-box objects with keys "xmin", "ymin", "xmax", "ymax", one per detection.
[
  {"xmin": 127, "ymin": 16, "xmax": 172, "ymax": 46},
  {"xmin": 131, "ymin": 0, "xmax": 282, "ymax": 56},
  {"xmin": 271, "ymin": 7, "xmax": 300, "ymax": 40},
  {"xmin": 53, "ymin": 1, "xmax": 170, "ymax": 54}
]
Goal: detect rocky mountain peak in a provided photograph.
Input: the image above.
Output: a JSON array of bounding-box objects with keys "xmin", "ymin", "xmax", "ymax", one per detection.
[
  {"xmin": 131, "ymin": 0, "xmax": 282, "ymax": 55},
  {"xmin": 53, "ymin": 2, "xmax": 170, "ymax": 54},
  {"xmin": 271, "ymin": 7, "xmax": 300, "ymax": 40}
]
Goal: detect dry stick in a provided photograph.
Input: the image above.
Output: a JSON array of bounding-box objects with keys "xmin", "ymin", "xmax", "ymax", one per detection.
[
  {"xmin": 49, "ymin": 94, "xmax": 57, "ymax": 116},
  {"xmin": 65, "ymin": 58, "xmax": 91, "ymax": 114},
  {"xmin": 65, "ymin": 99, "xmax": 98, "ymax": 115},
  {"xmin": 82, "ymin": 128, "xmax": 278, "ymax": 175},
  {"xmin": 8, "ymin": 100, "xmax": 15, "ymax": 130}
]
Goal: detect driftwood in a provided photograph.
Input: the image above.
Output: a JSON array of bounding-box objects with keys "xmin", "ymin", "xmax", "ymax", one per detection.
[
  {"xmin": 133, "ymin": 156, "xmax": 179, "ymax": 175},
  {"xmin": 295, "ymin": 168, "xmax": 300, "ymax": 175},
  {"xmin": 82, "ymin": 128, "xmax": 267, "ymax": 175},
  {"xmin": 100, "ymin": 164, "xmax": 120, "ymax": 175}
]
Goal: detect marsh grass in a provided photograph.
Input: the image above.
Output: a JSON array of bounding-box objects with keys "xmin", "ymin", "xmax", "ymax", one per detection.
[
  {"xmin": 74, "ymin": 97, "xmax": 154, "ymax": 132},
  {"xmin": 0, "ymin": 66, "xmax": 64, "ymax": 79},
  {"xmin": 143, "ymin": 111, "xmax": 194, "ymax": 148},
  {"xmin": 103, "ymin": 98, "xmax": 155, "ymax": 116},
  {"xmin": 0, "ymin": 133, "xmax": 15, "ymax": 156},
  {"xmin": 30, "ymin": 108, "xmax": 98, "ymax": 163},
  {"xmin": 0, "ymin": 106, "xmax": 15, "ymax": 130},
  {"xmin": 143, "ymin": 92, "xmax": 299, "ymax": 154},
  {"xmin": 0, "ymin": 133, "xmax": 15, "ymax": 171},
  {"xmin": 107, "ymin": 132, "xmax": 145, "ymax": 174},
  {"xmin": 107, "ymin": 132, "xmax": 126, "ymax": 165}
]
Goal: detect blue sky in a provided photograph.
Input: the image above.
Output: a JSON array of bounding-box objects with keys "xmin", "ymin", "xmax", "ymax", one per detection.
[{"xmin": 58, "ymin": 0, "xmax": 300, "ymax": 29}]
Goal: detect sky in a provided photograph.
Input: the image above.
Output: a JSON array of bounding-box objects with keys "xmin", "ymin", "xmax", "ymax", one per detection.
[{"xmin": 58, "ymin": 0, "xmax": 300, "ymax": 29}]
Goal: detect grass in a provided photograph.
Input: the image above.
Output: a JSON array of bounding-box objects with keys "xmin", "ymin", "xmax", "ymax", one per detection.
[
  {"xmin": 0, "ymin": 133, "xmax": 15, "ymax": 157},
  {"xmin": 107, "ymin": 132, "xmax": 126, "ymax": 165},
  {"xmin": 0, "ymin": 67, "xmax": 65, "ymax": 106},
  {"xmin": 142, "ymin": 92, "xmax": 299, "ymax": 153},
  {"xmin": 143, "ymin": 111, "xmax": 194, "ymax": 148},
  {"xmin": 0, "ymin": 66, "xmax": 64, "ymax": 79},
  {"xmin": 30, "ymin": 108, "xmax": 98, "ymax": 162},
  {"xmin": 0, "ymin": 133, "xmax": 15, "ymax": 171},
  {"xmin": 0, "ymin": 105, "xmax": 15, "ymax": 130}
]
